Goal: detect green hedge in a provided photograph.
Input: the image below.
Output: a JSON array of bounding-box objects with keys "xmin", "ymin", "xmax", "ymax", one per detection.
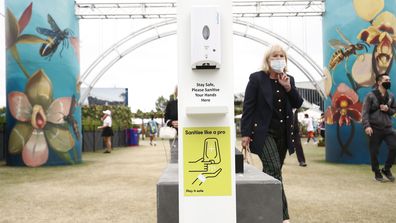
[
  {"xmin": 82, "ymin": 105, "xmax": 133, "ymax": 131},
  {"xmin": 0, "ymin": 107, "xmax": 5, "ymax": 128}
]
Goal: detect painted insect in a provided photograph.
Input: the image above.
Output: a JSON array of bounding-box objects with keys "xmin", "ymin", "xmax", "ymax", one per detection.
[
  {"xmin": 64, "ymin": 95, "xmax": 80, "ymax": 140},
  {"xmin": 328, "ymin": 28, "xmax": 369, "ymax": 70},
  {"xmin": 36, "ymin": 14, "xmax": 73, "ymax": 60}
]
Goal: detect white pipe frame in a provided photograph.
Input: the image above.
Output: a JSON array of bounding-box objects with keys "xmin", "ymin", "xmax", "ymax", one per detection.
[{"xmin": 79, "ymin": 18, "xmax": 325, "ymax": 104}]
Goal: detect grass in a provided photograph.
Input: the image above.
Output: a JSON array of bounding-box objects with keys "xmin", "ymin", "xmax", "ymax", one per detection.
[
  {"xmin": 263, "ymin": 141, "xmax": 395, "ymax": 223},
  {"xmin": 0, "ymin": 139, "xmax": 395, "ymax": 223}
]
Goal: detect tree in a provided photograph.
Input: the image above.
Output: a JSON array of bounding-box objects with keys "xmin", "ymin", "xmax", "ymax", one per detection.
[
  {"xmin": 234, "ymin": 93, "xmax": 244, "ymax": 115},
  {"xmin": 135, "ymin": 109, "xmax": 144, "ymax": 119},
  {"xmin": 0, "ymin": 107, "xmax": 6, "ymax": 125},
  {"xmin": 155, "ymin": 96, "xmax": 168, "ymax": 113}
]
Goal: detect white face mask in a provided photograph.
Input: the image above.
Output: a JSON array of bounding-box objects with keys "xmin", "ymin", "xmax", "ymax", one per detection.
[{"xmin": 270, "ymin": 59, "xmax": 286, "ymax": 73}]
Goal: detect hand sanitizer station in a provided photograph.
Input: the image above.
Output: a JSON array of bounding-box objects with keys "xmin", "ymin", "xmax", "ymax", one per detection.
[{"xmin": 177, "ymin": 0, "xmax": 236, "ymax": 222}]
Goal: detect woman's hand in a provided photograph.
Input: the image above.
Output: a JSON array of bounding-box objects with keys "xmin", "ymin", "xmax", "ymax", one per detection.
[
  {"xmin": 365, "ymin": 127, "xmax": 373, "ymax": 136},
  {"xmin": 278, "ymin": 73, "xmax": 291, "ymax": 92},
  {"xmin": 171, "ymin": 120, "xmax": 178, "ymax": 128},
  {"xmin": 241, "ymin": 136, "xmax": 251, "ymax": 149}
]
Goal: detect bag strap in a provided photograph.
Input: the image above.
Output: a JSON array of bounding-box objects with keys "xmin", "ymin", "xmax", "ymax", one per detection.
[
  {"xmin": 161, "ymin": 136, "xmax": 178, "ymax": 163},
  {"xmin": 161, "ymin": 140, "xmax": 169, "ymax": 163},
  {"xmin": 242, "ymin": 146, "xmax": 254, "ymax": 165}
]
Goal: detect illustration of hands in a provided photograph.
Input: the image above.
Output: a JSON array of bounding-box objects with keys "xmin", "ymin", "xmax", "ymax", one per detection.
[
  {"xmin": 192, "ymin": 168, "xmax": 223, "ymax": 186},
  {"xmin": 189, "ymin": 138, "xmax": 222, "ymax": 186}
]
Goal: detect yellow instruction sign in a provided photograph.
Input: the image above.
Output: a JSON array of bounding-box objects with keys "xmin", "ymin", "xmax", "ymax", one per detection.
[{"xmin": 183, "ymin": 127, "xmax": 231, "ymax": 196}]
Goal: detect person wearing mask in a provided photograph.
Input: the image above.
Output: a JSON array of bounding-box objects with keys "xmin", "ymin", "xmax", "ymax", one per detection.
[
  {"xmin": 164, "ymin": 86, "xmax": 178, "ymax": 163},
  {"xmin": 98, "ymin": 110, "xmax": 113, "ymax": 153},
  {"xmin": 362, "ymin": 73, "xmax": 396, "ymax": 182},
  {"xmin": 240, "ymin": 44, "xmax": 303, "ymax": 223}
]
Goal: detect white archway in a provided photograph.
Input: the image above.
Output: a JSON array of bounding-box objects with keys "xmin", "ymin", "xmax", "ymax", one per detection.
[{"xmin": 79, "ymin": 19, "xmax": 325, "ymax": 104}]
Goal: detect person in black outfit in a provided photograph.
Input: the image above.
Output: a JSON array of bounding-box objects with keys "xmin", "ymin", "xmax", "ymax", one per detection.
[
  {"xmin": 293, "ymin": 109, "xmax": 307, "ymax": 167},
  {"xmin": 318, "ymin": 113, "xmax": 325, "ymax": 139},
  {"xmin": 240, "ymin": 44, "xmax": 303, "ymax": 223},
  {"xmin": 164, "ymin": 86, "xmax": 178, "ymax": 163},
  {"xmin": 362, "ymin": 73, "xmax": 396, "ymax": 182},
  {"xmin": 98, "ymin": 110, "xmax": 113, "ymax": 153}
]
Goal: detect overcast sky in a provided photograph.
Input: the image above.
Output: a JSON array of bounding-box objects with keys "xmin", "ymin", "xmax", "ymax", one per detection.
[{"xmin": 0, "ymin": 1, "xmax": 323, "ymax": 112}]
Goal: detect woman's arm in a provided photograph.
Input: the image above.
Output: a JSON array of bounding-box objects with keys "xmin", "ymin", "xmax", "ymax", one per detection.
[
  {"xmin": 98, "ymin": 117, "xmax": 110, "ymax": 129},
  {"xmin": 286, "ymin": 75, "xmax": 304, "ymax": 108},
  {"xmin": 240, "ymin": 74, "xmax": 258, "ymax": 137}
]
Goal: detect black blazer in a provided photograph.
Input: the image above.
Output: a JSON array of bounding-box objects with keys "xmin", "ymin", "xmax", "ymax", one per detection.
[
  {"xmin": 240, "ymin": 71, "xmax": 303, "ymax": 155},
  {"xmin": 164, "ymin": 99, "xmax": 178, "ymax": 128}
]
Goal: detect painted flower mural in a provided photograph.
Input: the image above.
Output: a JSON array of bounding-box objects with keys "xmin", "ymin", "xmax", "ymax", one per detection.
[
  {"xmin": 6, "ymin": 3, "xmax": 46, "ymax": 78},
  {"xmin": 327, "ymin": 0, "xmax": 396, "ymax": 91},
  {"xmin": 325, "ymin": 83, "xmax": 362, "ymax": 157},
  {"xmin": 351, "ymin": 53, "xmax": 376, "ymax": 87},
  {"xmin": 325, "ymin": 83, "xmax": 362, "ymax": 126},
  {"xmin": 357, "ymin": 11, "xmax": 396, "ymax": 75},
  {"xmin": 324, "ymin": 0, "xmax": 396, "ymax": 158},
  {"xmin": 8, "ymin": 70, "xmax": 75, "ymax": 167},
  {"xmin": 6, "ymin": 2, "xmax": 80, "ymax": 167},
  {"xmin": 323, "ymin": 68, "xmax": 333, "ymax": 97}
]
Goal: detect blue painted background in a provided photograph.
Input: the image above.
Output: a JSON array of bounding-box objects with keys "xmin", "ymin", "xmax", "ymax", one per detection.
[
  {"xmin": 5, "ymin": 0, "xmax": 81, "ymax": 166},
  {"xmin": 323, "ymin": 0, "xmax": 396, "ymax": 163}
]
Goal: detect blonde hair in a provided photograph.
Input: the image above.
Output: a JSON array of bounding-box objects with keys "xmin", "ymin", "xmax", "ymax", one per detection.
[{"xmin": 261, "ymin": 44, "xmax": 288, "ymax": 73}]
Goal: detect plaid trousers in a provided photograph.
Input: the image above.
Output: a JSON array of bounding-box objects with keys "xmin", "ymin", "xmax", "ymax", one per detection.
[{"xmin": 257, "ymin": 130, "xmax": 289, "ymax": 220}]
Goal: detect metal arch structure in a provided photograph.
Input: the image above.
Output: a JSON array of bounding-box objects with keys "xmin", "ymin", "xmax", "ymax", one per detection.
[
  {"xmin": 75, "ymin": 0, "xmax": 325, "ymax": 19},
  {"xmin": 79, "ymin": 19, "xmax": 325, "ymax": 105},
  {"xmin": 233, "ymin": 19, "xmax": 324, "ymax": 95}
]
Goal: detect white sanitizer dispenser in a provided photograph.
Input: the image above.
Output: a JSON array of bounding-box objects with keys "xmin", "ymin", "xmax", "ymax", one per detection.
[{"xmin": 191, "ymin": 6, "xmax": 221, "ymax": 69}]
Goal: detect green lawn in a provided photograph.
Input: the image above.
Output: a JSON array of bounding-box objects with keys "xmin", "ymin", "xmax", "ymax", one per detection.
[
  {"xmin": 248, "ymin": 140, "xmax": 396, "ymax": 223},
  {"xmin": 0, "ymin": 139, "xmax": 395, "ymax": 223}
]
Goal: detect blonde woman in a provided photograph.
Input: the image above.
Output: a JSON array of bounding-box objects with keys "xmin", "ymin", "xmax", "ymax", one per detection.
[
  {"xmin": 98, "ymin": 110, "xmax": 113, "ymax": 153},
  {"xmin": 240, "ymin": 44, "xmax": 303, "ymax": 222}
]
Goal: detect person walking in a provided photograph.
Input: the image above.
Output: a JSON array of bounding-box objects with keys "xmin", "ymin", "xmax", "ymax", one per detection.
[
  {"xmin": 302, "ymin": 114, "xmax": 318, "ymax": 144},
  {"xmin": 293, "ymin": 109, "xmax": 307, "ymax": 167},
  {"xmin": 98, "ymin": 109, "xmax": 113, "ymax": 153},
  {"xmin": 147, "ymin": 115, "xmax": 158, "ymax": 146},
  {"xmin": 164, "ymin": 86, "xmax": 178, "ymax": 163},
  {"xmin": 318, "ymin": 113, "xmax": 325, "ymax": 140},
  {"xmin": 362, "ymin": 73, "xmax": 396, "ymax": 182},
  {"xmin": 240, "ymin": 44, "xmax": 303, "ymax": 223}
]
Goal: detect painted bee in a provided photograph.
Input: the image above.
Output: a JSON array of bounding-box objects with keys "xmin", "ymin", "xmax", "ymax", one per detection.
[
  {"xmin": 64, "ymin": 95, "xmax": 80, "ymax": 140},
  {"xmin": 36, "ymin": 14, "xmax": 73, "ymax": 60},
  {"xmin": 328, "ymin": 28, "xmax": 368, "ymax": 70}
]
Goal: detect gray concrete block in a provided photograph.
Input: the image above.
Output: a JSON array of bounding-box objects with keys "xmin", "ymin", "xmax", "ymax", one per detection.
[
  {"xmin": 235, "ymin": 148, "xmax": 244, "ymax": 173},
  {"xmin": 157, "ymin": 164, "xmax": 282, "ymax": 223}
]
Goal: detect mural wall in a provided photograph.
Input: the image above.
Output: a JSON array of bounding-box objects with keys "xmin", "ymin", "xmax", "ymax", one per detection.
[
  {"xmin": 5, "ymin": 1, "xmax": 81, "ymax": 167},
  {"xmin": 323, "ymin": 0, "xmax": 396, "ymax": 163}
]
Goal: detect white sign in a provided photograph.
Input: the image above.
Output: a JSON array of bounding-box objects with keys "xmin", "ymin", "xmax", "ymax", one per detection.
[{"xmin": 177, "ymin": 0, "xmax": 236, "ymax": 222}]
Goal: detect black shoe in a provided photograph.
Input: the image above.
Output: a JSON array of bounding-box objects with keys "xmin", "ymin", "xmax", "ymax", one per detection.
[
  {"xmin": 103, "ymin": 150, "xmax": 111, "ymax": 153},
  {"xmin": 381, "ymin": 168, "xmax": 395, "ymax": 182},
  {"xmin": 374, "ymin": 171, "xmax": 385, "ymax": 182},
  {"xmin": 299, "ymin": 162, "xmax": 307, "ymax": 167}
]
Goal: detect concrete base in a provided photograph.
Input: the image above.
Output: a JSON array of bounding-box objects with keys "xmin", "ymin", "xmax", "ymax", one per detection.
[{"xmin": 157, "ymin": 164, "xmax": 282, "ymax": 223}]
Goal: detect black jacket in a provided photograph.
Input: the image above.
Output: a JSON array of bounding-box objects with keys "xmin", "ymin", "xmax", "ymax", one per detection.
[
  {"xmin": 164, "ymin": 99, "xmax": 178, "ymax": 128},
  {"xmin": 240, "ymin": 71, "xmax": 303, "ymax": 155},
  {"xmin": 362, "ymin": 90, "xmax": 396, "ymax": 130}
]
